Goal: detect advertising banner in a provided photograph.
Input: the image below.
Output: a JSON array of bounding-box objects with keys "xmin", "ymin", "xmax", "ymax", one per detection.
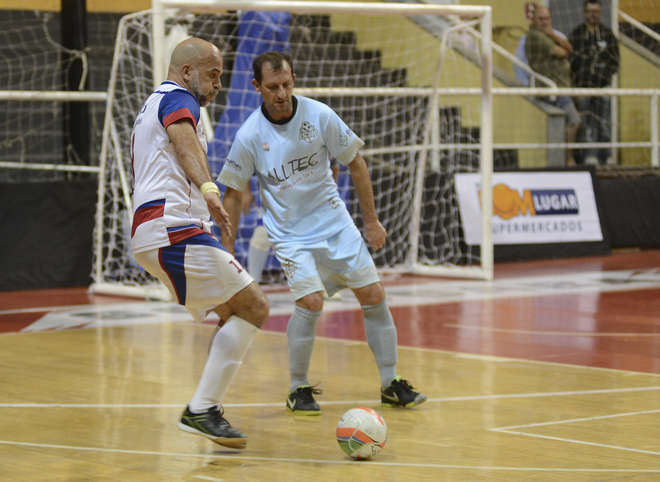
[{"xmin": 455, "ymin": 171, "xmax": 604, "ymax": 245}]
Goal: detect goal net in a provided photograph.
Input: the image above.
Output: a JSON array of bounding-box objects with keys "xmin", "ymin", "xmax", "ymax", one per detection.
[{"xmin": 91, "ymin": 0, "xmax": 493, "ymax": 298}]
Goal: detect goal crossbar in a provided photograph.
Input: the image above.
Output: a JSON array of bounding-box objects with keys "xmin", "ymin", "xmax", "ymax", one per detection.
[{"xmin": 158, "ymin": 0, "xmax": 490, "ymax": 17}]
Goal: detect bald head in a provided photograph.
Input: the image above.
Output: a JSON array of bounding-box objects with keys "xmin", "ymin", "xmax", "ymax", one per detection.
[
  {"xmin": 169, "ymin": 37, "xmax": 220, "ymax": 71},
  {"xmin": 532, "ymin": 7, "xmax": 552, "ymax": 30},
  {"xmin": 167, "ymin": 37, "xmax": 223, "ymax": 107}
]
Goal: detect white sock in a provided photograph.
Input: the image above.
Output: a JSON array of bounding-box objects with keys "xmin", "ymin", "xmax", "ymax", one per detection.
[
  {"xmin": 189, "ymin": 316, "xmax": 258, "ymax": 413},
  {"xmin": 247, "ymin": 225, "xmax": 271, "ymax": 284}
]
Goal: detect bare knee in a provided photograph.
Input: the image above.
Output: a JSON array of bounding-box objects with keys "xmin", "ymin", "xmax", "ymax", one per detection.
[
  {"xmin": 296, "ymin": 291, "xmax": 324, "ymax": 312},
  {"xmin": 246, "ymin": 287, "xmax": 269, "ymax": 328},
  {"xmin": 214, "ymin": 282, "xmax": 270, "ymax": 328},
  {"xmin": 352, "ymin": 282, "xmax": 385, "ymax": 306}
]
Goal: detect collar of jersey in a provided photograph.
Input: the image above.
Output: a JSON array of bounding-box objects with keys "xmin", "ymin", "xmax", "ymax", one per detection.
[{"xmin": 261, "ymin": 95, "xmax": 298, "ymax": 125}]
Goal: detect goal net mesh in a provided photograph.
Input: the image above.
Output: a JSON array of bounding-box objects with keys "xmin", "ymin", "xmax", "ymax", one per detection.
[
  {"xmin": 0, "ymin": 10, "xmax": 86, "ymax": 182},
  {"xmin": 93, "ymin": 5, "xmax": 488, "ymax": 293}
]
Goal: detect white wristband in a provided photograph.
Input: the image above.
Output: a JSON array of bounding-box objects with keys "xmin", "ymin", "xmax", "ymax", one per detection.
[{"xmin": 200, "ymin": 181, "xmax": 220, "ymax": 196}]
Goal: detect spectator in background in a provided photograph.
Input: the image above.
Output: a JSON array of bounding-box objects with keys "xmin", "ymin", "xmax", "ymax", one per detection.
[
  {"xmin": 526, "ymin": 6, "xmax": 581, "ymax": 165},
  {"xmin": 513, "ymin": 3, "xmax": 569, "ymax": 86},
  {"xmin": 569, "ymin": 0, "xmax": 619, "ymax": 165}
]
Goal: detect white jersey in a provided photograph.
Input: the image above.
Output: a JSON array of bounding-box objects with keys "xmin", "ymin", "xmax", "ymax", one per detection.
[
  {"xmin": 218, "ymin": 95, "xmax": 364, "ymax": 246},
  {"xmin": 130, "ymin": 81, "xmax": 212, "ymax": 253}
]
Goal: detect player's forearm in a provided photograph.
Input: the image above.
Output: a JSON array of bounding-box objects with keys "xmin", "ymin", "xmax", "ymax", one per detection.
[
  {"xmin": 549, "ymin": 32, "xmax": 572, "ymax": 53},
  {"xmin": 550, "ymin": 45, "xmax": 569, "ymax": 58},
  {"xmin": 179, "ymin": 152, "xmax": 213, "ymax": 189},
  {"xmin": 222, "ymin": 188, "xmax": 243, "ymax": 250},
  {"xmin": 348, "ymin": 155, "xmax": 379, "ymax": 224}
]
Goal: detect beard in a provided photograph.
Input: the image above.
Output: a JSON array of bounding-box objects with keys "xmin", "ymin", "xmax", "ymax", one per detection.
[{"xmin": 190, "ymin": 71, "xmax": 216, "ymax": 106}]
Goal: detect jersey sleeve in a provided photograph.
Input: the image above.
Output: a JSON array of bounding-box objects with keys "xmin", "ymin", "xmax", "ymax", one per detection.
[
  {"xmin": 158, "ymin": 89, "xmax": 200, "ymax": 129},
  {"xmin": 216, "ymin": 135, "xmax": 254, "ymax": 191},
  {"xmin": 322, "ymin": 106, "xmax": 364, "ymax": 166}
]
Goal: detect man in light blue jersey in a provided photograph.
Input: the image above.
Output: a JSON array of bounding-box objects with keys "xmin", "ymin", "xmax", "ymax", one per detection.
[{"xmin": 217, "ymin": 51, "xmax": 426, "ymax": 415}]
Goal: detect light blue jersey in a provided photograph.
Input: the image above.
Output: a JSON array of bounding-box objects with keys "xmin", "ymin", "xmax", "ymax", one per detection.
[{"xmin": 218, "ymin": 96, "xmax": 364, "ymax": 246}]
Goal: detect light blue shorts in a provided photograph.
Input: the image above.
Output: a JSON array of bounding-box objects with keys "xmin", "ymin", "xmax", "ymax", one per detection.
[{"xmin": 273, "ymin": 224, "xmax": 380, "ymax": 300}]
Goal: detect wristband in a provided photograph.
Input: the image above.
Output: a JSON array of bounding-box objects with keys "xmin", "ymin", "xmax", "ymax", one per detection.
[{"xmin": 200, "ymin": 181, "xmax": 220, "ymax": 196}]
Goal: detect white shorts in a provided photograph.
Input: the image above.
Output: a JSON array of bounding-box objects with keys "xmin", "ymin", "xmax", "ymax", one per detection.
[
  {"xmin": 133, "ymin": 233, "xmax": 253, "ymax": 322},
  {"xmin": 273, "ymin": 224, "xmax": 380, "ymax": 300}
]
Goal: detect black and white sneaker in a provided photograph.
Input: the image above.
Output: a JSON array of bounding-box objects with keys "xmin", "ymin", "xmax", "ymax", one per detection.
[
  {"xmin": 286, "ymin": 385, "xmax": 322, "ymax": 415},
  {"xmin": 381, "ymin": 377, "xmax": 427, "ymax": 408},
  {"xmin": 178, "ymin": 405, "xmax": 247, "ymax": 449}
]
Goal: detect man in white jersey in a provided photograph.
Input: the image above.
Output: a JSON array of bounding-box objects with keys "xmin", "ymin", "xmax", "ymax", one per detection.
[
  {"xmin": 218, "ymin": 51, "xmax": 426, "ymax": 415},
  {"xmin": 130, "ymin": 37, "xmax": 269, "ymax": 448}
]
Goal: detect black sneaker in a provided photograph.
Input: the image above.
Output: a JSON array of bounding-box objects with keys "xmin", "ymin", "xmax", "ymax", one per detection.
[
  {"xmin": 286, "ymin": 385, "xmax": 322, "ymax": 415},
  {"xmin": 381, "ymin": 377, "xmax": 427, "ymax": 408},
  {"xmin": 178, "ymin": 405, "xmax": 247, "ymax": 449}
]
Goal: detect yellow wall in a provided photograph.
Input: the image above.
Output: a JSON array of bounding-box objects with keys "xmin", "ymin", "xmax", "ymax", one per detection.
[
  {"xmin": 0, "ymin": 0, "xmax": 151, "ymax": 12},
  {"xmin": 466, "ymin": 0, "xmax": 659, "ymax": 166},
  {"xmin": 619, "ymin": 0, "xmax": 660, "ymax": 23},
  {"xmin": 0, "ymin": 0, "xmax": 59, "ymax": 10},
  {"xmin": 619, "ymin": 45, "xmax": 660, "ymax": 165},
  {"xmin": 331, "ymin": 10, "xmax": 547, "ymax": 167},
  {"xmin": 463, "ymin": 0, "xmax": 530, "ymax": 30}
]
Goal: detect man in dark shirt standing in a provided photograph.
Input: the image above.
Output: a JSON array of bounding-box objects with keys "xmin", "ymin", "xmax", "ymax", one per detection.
[{"xmin": 569, "ymin": 0, "xmax": 620, "ymax": 165}]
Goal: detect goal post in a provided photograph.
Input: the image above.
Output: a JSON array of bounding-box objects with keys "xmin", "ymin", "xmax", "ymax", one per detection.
[{"xmin": 90, "ymin": 0, "xmax": 493, "ymax": 298}]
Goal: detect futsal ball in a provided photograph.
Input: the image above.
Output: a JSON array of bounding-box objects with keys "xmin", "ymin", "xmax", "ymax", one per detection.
[{"xmin": 336, "ymin": 407, "xmax": 387, "ymax": 460}]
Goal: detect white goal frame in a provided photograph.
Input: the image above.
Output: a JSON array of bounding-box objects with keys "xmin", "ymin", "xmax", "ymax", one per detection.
[
  {"xmin": 157, "ymin": 0, "xmax": 494, "ymax": 281},
  {"xmin": 91, "ymin": 0, "xmax": 493, "ymax": 298}
]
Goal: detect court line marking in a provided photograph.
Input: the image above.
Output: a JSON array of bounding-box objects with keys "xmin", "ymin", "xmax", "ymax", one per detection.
[
  {"xmin": 492, "ymin": 408, "xmax": 660, "ymax": 431},
  {"xmin": 1, "ymin": 386, "xmax": 659, "ymax": 408},
  {"xmin": 444, "ymin": 324, "xmax": 660, "ymax": 337},
  {"xmin": 192, "ymin": 476, "xmax": 224, "ymax": 481},
  {"xmin": 0, "ymin": 304, "xmax": 98, "ymax": 315},
  {"xmin": 263, "ymin": 330, "xmax": 660, "ymax": 378},
  {"xmin": 493, "ymin": 431, "xmax": 660, "ymax": 457},
  {"xmin": 0, "ymin": 440, "xmax": 658, "ymax": 472},
  {"xmin": 490, "ymin": 409, "xmax": 660, "ymax": 457},
  {"xmin": 3, "ymin": 324, "xmax": 659, "ymax": 379},
  {"xmin": 3, "ymin": 267, "xmax": 660, "ymax": 318}
]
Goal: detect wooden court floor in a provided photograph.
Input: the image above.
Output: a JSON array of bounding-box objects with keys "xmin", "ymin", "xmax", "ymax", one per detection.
[{"xmin": 1, "ymin": 249, "xmax": 660, "ymax": 481}]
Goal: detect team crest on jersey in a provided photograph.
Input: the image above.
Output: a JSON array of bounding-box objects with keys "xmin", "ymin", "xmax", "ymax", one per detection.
[
  {"xmin": 339, "ymin": 127, "xmax": 352, "ymax": 147},
  {"xmin": 299, "ymin": 121, "xmax": 318, "ymax": 143}
]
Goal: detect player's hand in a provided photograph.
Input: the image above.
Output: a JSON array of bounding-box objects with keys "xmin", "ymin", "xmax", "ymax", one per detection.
[
  {"xmin": 364, "ymin": 220, "xmax": 387, "ymax": 251},
  {"xmin": 204, "ymin": 192, "xmax": 232, "ymax": 242}
]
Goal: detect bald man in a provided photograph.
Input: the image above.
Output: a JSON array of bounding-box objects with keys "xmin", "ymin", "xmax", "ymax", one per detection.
[
  {"xmin": 130, "ymin": 37, "xmax": 269, "ymax": 449},
  {"xmin": 525, "ymin": 7, "xmax": 581, "ymax": 165}
]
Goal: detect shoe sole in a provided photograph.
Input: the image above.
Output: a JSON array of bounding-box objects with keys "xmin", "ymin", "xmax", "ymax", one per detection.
[
  {"xmin": 178, "ymin": 422, "xmax": 247, "ymax": 449},
  {"xmin": 286, "ymin": 407, "xmax": 321, "ymax": 416},
  {"xmin": 381, "ymin": 394, "xmax": 428, "ymax": 408}
]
